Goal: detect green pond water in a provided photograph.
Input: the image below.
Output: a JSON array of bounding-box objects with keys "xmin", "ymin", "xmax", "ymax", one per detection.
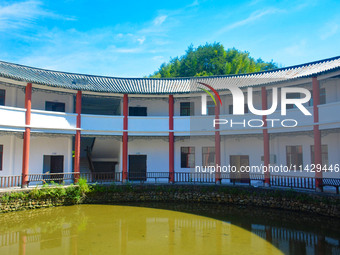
[{"xmin": 0, "ymin": 203, "xmax": 339, "ymax": 255}]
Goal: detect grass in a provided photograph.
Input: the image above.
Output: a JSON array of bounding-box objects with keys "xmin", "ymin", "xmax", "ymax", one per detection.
[{"xmin": 0, "ymin": 178, "xmax": 91, "ymax": 204}]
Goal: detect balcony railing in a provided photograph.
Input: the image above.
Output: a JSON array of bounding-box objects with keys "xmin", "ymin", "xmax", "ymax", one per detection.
[
  {"xmin": 0, "ymin": 101, "xmax": 340, "ymax": 135},
  {"xmin": 1, "ymin": 172, "xmax": 339, "ymax": 194}
]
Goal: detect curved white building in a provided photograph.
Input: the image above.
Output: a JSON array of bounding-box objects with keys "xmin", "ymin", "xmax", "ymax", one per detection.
[{"xmin": 0, "ymin": 56, "xmax": 340, "ymax": 190}]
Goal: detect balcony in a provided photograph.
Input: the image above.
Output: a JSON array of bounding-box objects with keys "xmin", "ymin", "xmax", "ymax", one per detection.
[
  {"xmin": 82, "ymin": 114, "xmax": 123, "ymax": 135},
  {"xmin": 0, "ymin": 106, "xmax": 26, "ymax": 132},
  {"xmin": 128, "ymin": 116, "xmax": 168, "ymax": 136},
  {"xmin": 30, "ymin": 109, "xmax": 77, "ymax": 134},
  {"xmin": 0, "ymin": 102, "xmax": 339, "ymax": 136},
  {"xmin": 318, "ymin": 101, "xmax": 340, "ymax": 130}
]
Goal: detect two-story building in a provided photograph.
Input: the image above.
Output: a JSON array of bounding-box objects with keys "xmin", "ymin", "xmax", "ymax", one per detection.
[{"xmin": 0, "ymin": 56, "xmax": 339, "ymax": 189}]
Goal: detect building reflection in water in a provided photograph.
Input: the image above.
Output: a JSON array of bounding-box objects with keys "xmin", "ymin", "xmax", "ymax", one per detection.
[{"xmin": 0, "ymin": 205, "xmax": 339, "ymax": 255}]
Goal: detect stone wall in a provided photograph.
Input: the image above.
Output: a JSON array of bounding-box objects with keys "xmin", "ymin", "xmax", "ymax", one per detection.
[{"xmin": 0, "ymin": 185, "xmax": 339, "ymax": 217}]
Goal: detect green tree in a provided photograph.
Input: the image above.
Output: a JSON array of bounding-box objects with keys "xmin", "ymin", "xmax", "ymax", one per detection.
[{"xmin": 149, "ymin": 43, "xmax": 278, "ymax": 78}]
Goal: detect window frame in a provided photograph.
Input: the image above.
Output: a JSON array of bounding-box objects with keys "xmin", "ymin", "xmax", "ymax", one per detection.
[
  {"xmin": 309, "ymin": 88, "xmax": 326, "ymax": 106},
  {"xmin": 286, "ymin": 145, "xmax": 303, "ymax": 170},
  {"xmin": 45, "ymin": 101, "xmax": 66, "ymax": 112},
  {"xmin": 286, "ymin": 93, "xmax": 301, "ymax": 109},
  {"xmin": 180, "ymin": 102, "xmax": 194, "ymax": 116},
  {"xmin": 0, "ymin": 145, "xmax": 3, "ymax": 171},
  {"xmin": 310, "ymin": 144, "xmax": 328, "ymax": 168},
  {"xmin": 202, "ymin": 147, "xmax": 215, "ymax": 167},
  {"xmin": 129, "ymin": 106, "xmax": 147, "ymax": 116},
  {"xmin": 181, "ymin": 147, "xmax": 195, "ymax": 168},
  {"xmin": 206, "ymin": 101, "xmax": 215, "ymax": 116},
  {"xmin": 0, "ymin": 89, "xmax": 5, "ymax": 106},
  {"xmin": 229, "ymin": 104, "xmax": 248, "ymax": 114}
]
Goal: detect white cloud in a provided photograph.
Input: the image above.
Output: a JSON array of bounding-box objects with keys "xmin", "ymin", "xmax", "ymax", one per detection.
[
  {"xmin": 153, "ymin": 15, "xmax": 167, "ymax": 26},
  {"xmin": 137, "ymin": 36, "xmax": 146, "ymax": 44},
  {"xmin": 320, "ymin": 22, "xmax": 339, "ymax": 40},
  {"xmin": 152, "ymin": 55, "xmax": 165, "ymax": 62},
  {"xmin": 187, "ymin": 0, "xmax": 199, "ymax": 7},
  {"xmin": 282, "ymin": 40, "xmax": 307, "ymax": 57},
  {"xmin": 114, "ymin": 47, "xmax": 143, "ymax": 53},
  {"xmin": 216, "ymin": 8, "xmax": 282, "ymax": 35},
  {"xmin": 0, "ymin": 0, "xmax": 74, "ymax": 31}
]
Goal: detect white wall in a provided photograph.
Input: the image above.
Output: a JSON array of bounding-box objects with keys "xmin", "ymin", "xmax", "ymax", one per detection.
[
  {"xmin": 128, "ymin": 97, "xmax": 168, "ymax": 116},
  {"xmin": 0, "ymin": 134, "xmax": 23, "ymax": 176},
  {"xmin": 121, "ymin": 137, "xmax": 169, "ymax": 172},
  {"xmin": 32, "ymin": 90, "xmax": 74, "ymax": 113},
  {"xmin": 174, "ymin": 136, "xmax": 215, "ymax": 172},
  {"xmin": 222, "ymin": 135, "xmax": 263, "ymax": 170},
  {"xmin": 321, "ymin": 78, "xmax": 340, "ymax": 104},
  {"xmin": 29, "ymin": 136, "xmax": 73, "ymax": 174},
  {"xmin": 0, "ymin": 85, "xmax": 25, "ymax": 108}
]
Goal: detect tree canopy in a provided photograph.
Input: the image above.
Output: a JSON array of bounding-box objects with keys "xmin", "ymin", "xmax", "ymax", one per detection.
[{"xmin": 149, "ymin": 43, "xmax": 278, "ymax": 78}]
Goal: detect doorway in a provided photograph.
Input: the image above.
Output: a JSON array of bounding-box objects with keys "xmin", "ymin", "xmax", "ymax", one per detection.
[
  {"xmin": 128, "ymin": 155, "xmax": 147, "ymax": 181},
  {"xmin": 43, "ymin": 155, "xmax": 64, "ymax": 182},
  {"xmin": 230, "ymin": 155, "xmax": 250, "ymax": 184}
]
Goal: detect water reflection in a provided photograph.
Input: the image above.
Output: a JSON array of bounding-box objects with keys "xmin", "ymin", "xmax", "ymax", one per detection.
[{"xmin": 0, "ymin": 204, "xmax": 339, "ymax": 255}]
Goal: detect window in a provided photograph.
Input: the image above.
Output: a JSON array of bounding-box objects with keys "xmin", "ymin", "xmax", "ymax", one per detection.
[
  {"xmin": 286, "ymin": 146, "xmax": 303, "ymax": 170},
  {"xmin": 181, "ymin": 147, "xmax": 195, "ymax": 168},
  {"xmin": 0, "ymin": 145, "xmax": 3, "ymax": 170},
  {"xmin": 180, "ymin": 102, "xmax": 194, "ymax": 116},
  {"xmin": 310, "ymin": 145, "xmax": 328, "ymax": 167},
  {"xmin": 202, "ymin": 147, "xmax": 215, "ymax": 166},
  {"xmin": 229, "ymin": 104, "xmax": 248, "ymax": 114},
  {"xmin": 80, "ymin": 96, "xmax": 120, "ymax": 115},
  {"xmin": 0, "ymin": 89, "xmax": 5, "ymax": 106},
  {"xmin": 129, "ymin": 107, "xmax": 147, "ymax": 116},
  {"xmin": 309, "ymin": 88, "xmax": 326, "ymax": 106},
  {"xmin": 45, "ymin": 101, "xmax": 65, "ymax": 112},
  {"xmin": 207, "ymin": 101, "xmax": 215, "ymax": 115},
  {"xmin": 286, "ymin": 93, "xmax": 300, "ymax": 109}
]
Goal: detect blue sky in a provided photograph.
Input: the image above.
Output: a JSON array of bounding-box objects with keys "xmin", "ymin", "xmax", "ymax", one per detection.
[{"xmin": 0, "ymin": 0, "xmax": 339, "ymax": 77}]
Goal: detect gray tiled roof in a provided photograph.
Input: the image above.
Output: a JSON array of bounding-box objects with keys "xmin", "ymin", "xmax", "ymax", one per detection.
[{"xmin": 0, "ymin": 56, "xmax": 339, "ymax": 94}]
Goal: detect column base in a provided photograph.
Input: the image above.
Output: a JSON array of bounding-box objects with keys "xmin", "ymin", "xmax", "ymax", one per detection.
[{"xmin": 264, "ymin": 183, "xmax": 270, "ymax": 188}]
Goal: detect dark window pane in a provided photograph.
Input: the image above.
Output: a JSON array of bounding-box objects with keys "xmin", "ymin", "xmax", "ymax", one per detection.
[
  {"xmin": 309, "ymin": 88, "xmax": 326, "ymax": 106},
  {"xmin": 229, "ymin": 105, "xmax": 233, "ymax": 114},
  {"xmin": 320, "ymin": 88, "xmax": 326, "ymax": 105},
  {"xmin": 229, "ymin": 104, "xmax": 248, "ymax": 114},
  {"xmin": 180, "ymin": 102, "xmax": 194, "ymax": 116},
  {"xmin": 0, "ymin": 145, "xmax": 3, "ymax": 170},
  {"xmin": 244, "ymin": 104, "xmax": 249, "ymax": 113},
  {"xmin": 0, "ymin": 89, "xmax": 5, "ymax": 106},
  {"xmin": 310, "ymin": 145, "xmax": 328, "ymax": 167},
  {"xmin": 286, "ymin": 93, "xmax": 301, "ymax": 109},
  {"xmin": 207, "ymin": 101, "xmax": 215, "ymax": 115},
  {"xmin": 202, "ymin": 146, "xmax": 215, "ymax": 166},
  {"xmin": 79, "ymin": 96, "xmax": 121, "ymax": 115},
  {"xmin": 286, "ymin": 145, "xmax": 303, "ymax": 170},
  {"xmin": 181, "ymin": 147, "xmax": 195, "ymax": 168},
  {"xmin": 129, "ymin": 107, "xmax": 147, "ymax": 116},
  {"xmin": 45, "ymin": 101, "xmax": 65, "ymax": 112}
]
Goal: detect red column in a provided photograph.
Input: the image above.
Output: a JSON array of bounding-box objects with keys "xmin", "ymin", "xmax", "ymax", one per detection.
[
  {"xmin": 169, "ymin": 95, "xmax": 174, "ymax": 183},
  {"xmin": 215, "ymin": 94, "xmax": 221, "ymax": 183},
  {"xmin": 21, "ymin": 83, "xmax": 32, "ymax": 188},
  {"xmin": 313, "ymin": 77, "xmax": 323, "ymax": 191},
  {"xmin": 122, "ymin": 94, "xmax": 128, "ymax": 182},
  {"xmin": 262, "ymin": 87, "xmax": 270, "ymax": 186},
  {"xmin": 19, "ymin": 232, "xmax": 27, "ymax": 255},
  {"xmin": 74, "ymin": 91, "xmax": 82, "ymax": 182}
]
